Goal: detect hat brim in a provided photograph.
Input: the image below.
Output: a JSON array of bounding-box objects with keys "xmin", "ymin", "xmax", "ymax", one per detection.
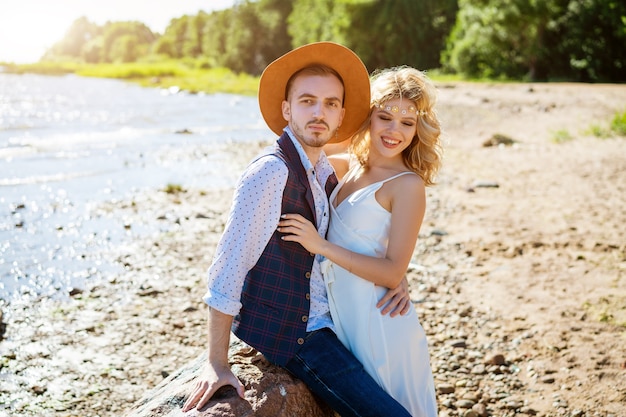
[{"xmin": 258, "ymin": 42, "xmax": 371, "ymax": 143}]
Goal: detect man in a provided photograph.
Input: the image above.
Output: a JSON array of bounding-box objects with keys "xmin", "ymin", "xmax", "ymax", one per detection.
[{"xmin": 182, "ymin": 42, "xmax": 412, "ymax": 416}]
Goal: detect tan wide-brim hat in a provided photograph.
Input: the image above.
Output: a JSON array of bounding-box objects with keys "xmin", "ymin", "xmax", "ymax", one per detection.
[{"xmin": 258, "ymin": 42, "xmax": 371, "ymax": 143}]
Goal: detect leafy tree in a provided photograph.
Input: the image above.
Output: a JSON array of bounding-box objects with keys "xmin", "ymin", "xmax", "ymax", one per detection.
[
  {"xmin": 254, "ymin": 0, "xmax": 293, "ymax": 68},
  {"xmin": 443, "ymin": 0, "xmax": 626, "ymax": 81},
  {"xmin": 43, "ymin": 17, "xmax": 102, "ymax": 61},
  {"xmin": 82, "ymin": 37, "xmax": 104, "ymax": 63},
  {"xmin": 220, "ymin": 1, "xmax": 261, "ymax": 73},
  {"xmin": 152, "ymin": 35, "xmax": 176, "ymax": 58},
  {"xmin": 183, "ymin": 12, "xmax": 211, "ymax": 57},
  {"xmin": 442, "ymin": 0, "xmax": 551, "ymax": 79},
  {"xmin": 550, "ymin": 0, "xmax": 626, "ymax": 82},
  {"xmin": 345, "ymin": 0, "xmax": 458, "ymax": 71},
  {"xmin": 288, "ymin": 0, "xmax": 457, "ymax": 72},
  {"xmin": 43, "ymin": 0, "xmax": 624, "ymax": 82},
  {"xmin": 101, "ymin": 21, "xmax": 156, "ymax": 63},
  {"xmin": 109, "ymin": 35, "xmax": 139, "ymax": 63},
  {"xmin": 288, "ymin": 0, "xmax": 351, "ymax": 46},
  {"xmin": 153, "ymin": 15, "xmax": 189, "ymax": 59},
  {"xmin": 201, "ymin": 9, "xmax": 232, "ymax": 67},
  {"xmin": 202, "ymin": 0, "xmax": 292, "ymax": 75}
]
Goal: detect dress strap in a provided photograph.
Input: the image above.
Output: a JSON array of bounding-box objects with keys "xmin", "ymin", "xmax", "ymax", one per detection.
[{"xmin": 379, "ymin": 171, "xmax": 417, "ymax": 184}]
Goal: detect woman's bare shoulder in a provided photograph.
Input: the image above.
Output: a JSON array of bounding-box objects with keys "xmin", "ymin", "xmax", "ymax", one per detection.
[{"xmin": 388, "ymin": 172, "xmax": 425, "ymax": 198}]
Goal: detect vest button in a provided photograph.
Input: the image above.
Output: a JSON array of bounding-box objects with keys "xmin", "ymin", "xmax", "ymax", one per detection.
[
  {"xmin": 310, "ymin": 252, "xmax": 315, "ymax": 257},
  {"xmin": 305, "ymin": 272, "xmax": 311, "ymax": 279},
  {"xmin": 301, "ymin": 315, "xmax": 308, "ymax": 322},
  {"xmin": 297, "ymin": 338, "xmax": 304, "ymax": 345},
  {"xmin": 305, "ymin": 293, "xmax": 310, "ymax": 300}
]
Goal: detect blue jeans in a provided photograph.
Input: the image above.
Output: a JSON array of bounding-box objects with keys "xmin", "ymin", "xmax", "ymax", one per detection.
[{"xmin": 284, "ymin": 328, "xmax": 411, "ymax": 417}]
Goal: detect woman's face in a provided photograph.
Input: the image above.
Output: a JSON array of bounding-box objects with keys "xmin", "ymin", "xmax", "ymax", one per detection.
[{"xmin": 369, "ymin": 98, "xmax": 418, "ymax": 158}]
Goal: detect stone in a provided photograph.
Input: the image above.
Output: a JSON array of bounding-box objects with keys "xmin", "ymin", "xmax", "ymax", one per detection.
[
  {"xmin": 437, "ymin": 383, "xmax": 456, "ymax": 395},
  {"xmin": 449, "ymin": 339, "xmax": 467, "ymax": 348},
  {"xmin": 482, "ymin": 133, "xmax": 516, "ymax": 147},
  {"xmin": 125, "ymin": 346, "xmax": 334, "ymax": 417},
  {"xmin": 485, "ymin": 353, "xmax": 506, "ymax": 366},
  {"xmin": 472, "ymin": 402, "xmax": 488, "ymax": 417},
  {"xmin": 455, "ymin": 399, "xmax": 476, "ymax": 409}
]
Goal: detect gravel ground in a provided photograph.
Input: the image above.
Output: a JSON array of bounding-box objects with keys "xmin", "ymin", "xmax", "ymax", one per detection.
[{"xmin": 1, "ymin": 81, "xmax": 625, "ymax": 417}]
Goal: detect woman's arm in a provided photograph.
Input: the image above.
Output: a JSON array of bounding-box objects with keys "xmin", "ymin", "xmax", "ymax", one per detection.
[{"xmin": 278, "ymin": 175, "xmax": 425, "ymax": 289}]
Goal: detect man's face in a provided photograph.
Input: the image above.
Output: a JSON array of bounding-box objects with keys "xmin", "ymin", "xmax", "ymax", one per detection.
[{"xmin": 281, "ymin": 74, "xmax": 345, "ymax": 149}]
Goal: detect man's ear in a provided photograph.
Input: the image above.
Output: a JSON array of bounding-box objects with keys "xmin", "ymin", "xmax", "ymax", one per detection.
[
  {"xmin": 338, "ymin": 107, "xmax": 345, "ymax": 128},
  {"xmin": 281, "ymin": 100, "xmax": 290, "ymax": 121}
]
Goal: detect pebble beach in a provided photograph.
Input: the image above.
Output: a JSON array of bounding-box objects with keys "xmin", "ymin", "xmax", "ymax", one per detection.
[{"xmin": 1, "ymin": 80, "xmax": 626, "ymax": 417}]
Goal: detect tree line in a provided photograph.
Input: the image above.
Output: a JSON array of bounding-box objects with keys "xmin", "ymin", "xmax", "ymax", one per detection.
[{"xmin": 43, "ymin": 0, "xmax": 626, "ymax": 82}]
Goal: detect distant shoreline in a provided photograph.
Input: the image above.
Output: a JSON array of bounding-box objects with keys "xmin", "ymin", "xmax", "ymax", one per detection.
[{"xmin": 0, "ymin": 60, "xmax": 260, "ymax": 96}]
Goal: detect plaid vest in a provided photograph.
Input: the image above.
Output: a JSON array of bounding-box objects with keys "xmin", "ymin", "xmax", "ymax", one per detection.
[{"xmin": 232, "ymin": 132, "xmax": 337, "ymax": 366}]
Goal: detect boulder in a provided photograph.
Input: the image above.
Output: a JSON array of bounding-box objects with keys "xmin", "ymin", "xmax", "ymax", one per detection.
[{"xmin": 124, "ymin": 341, "xmax": 335, "ymax": 417}]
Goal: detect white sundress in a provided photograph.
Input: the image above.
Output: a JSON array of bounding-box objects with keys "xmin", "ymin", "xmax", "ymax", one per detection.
[{"xmin": 322, "ymin": 171, "xmax": 437, "ymax": 417}]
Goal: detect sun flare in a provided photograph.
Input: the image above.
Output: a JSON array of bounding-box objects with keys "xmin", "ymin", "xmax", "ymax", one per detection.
[{"xmin": 0, "ymin": 0, "xmax": 234, "ymax": 64}]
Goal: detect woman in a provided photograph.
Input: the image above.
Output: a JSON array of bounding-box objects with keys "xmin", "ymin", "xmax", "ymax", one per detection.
[{"xmin": 278, "ymin": 66, "xmax": 442, "ymax": 416}]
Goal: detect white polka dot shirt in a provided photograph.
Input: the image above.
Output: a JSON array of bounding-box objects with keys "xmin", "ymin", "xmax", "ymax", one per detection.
[{"xmin": 203, "ymin": 127, "xmax": 335, "ymax": 332}]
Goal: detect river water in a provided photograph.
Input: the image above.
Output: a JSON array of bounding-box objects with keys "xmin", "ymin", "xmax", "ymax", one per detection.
[{"xmin": 0, "ymin": 73, "xmax": 271, "ymax": 304}]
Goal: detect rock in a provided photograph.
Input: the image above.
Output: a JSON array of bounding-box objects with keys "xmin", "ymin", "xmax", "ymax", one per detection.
[
  {"xmin": 471, "ymin": 180, "xmax": 500, "ymax": 189},
  {"xmin": 437, "ymin": 383, "xmax": 456, "ymax": 395},
  {"xmin": 485, "ymin": 353, "xmax": 506, "ymax": 366},
  {"xmin": 503, "ymin": 399, "xmax": 523, "ymax": 410},
  {"xmin": 68, "ymin": 287, "xmax": 83, "ymax": 297},
  {"xmin": 472, "ymin": 402, "xmax": 488, "ymax": 417},
  {"xmin": 449, "ymin": 339, "xmax": 467, "ymax": 348},
  {"xmin": 455, "ymin": 399, "xmax": 476, "ymax": 409},
  {"xmin": 470, "ymin": 364, "xmax": 486, "ymax": 375},
  {"xmin": 124, "ymin": 346, "xmax": 334, "ymax": 417},
  {"xmin": 482, "ymin": 133, "xmax": 517, "ymax": 147},
  {"xmin": 430, "ymin": 229, "xmax": 448, "ymax": 236}
]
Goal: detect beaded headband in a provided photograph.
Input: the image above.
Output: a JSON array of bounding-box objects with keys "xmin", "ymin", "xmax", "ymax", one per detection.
[{"xmin": 377, "ymin": 103, "xmax": 427, "ymax": 116}]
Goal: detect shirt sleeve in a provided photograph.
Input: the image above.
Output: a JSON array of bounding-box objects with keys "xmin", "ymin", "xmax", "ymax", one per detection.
[{"xmin": 203, "ymin": 154, "xmax": 288, "ymax": 316}]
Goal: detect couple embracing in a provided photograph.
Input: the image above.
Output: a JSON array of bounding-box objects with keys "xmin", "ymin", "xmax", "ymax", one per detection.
[{"xmin": 182, "ymin": 42, "xmax": 443, "ymax": 417}]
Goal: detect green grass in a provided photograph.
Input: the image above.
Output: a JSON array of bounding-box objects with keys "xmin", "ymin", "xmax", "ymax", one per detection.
[
  {"xmin": 583, "ymin": 296, "xmax": 626, "ymax": 328},
  {"xmin": 586, "ymin": 108, "xmax": 626, "ymax": 139},
  {"xmin": 3, "ymin": 59, "xmax": 260, "ymax": 96},
  {"xmin": 76, "ymin": 61, "xmax": 187, "ymax": 79},
  {"xmin": 132, "ymin": 66, "xmax": 259, "ymax": 96},
  {"xmin": 4, "ymin": 60, "xmax": 489, "ymax": 96},
  {"xmin": 550, "ymin": 128, "xmax": 573, "ymax": 143},
  {"xmin": 163, "ymin": 183, "xmax": 185, "ymax": 194},
  {"xmin": 610, "ymin": 109, "xmax": 626, "ymax": 136},
  {"xmin": 1, "ymin": 61, "xmax": 82, "ymax": 75},
  {"xmin": 587, "ymin": 124, "xmax": 612, "ymax": 138}
]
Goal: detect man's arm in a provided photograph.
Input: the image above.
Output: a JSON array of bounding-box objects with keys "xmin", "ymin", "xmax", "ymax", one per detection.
[
  {"xmin": 182, "ymin": 308, "xmax": 245, "ymax": 411},
  {"xmin": 183, "ymin": 156, "xmax": 288, "ymax": 411},
  {"xmin": 376, "ymin": 276, "xmax": 412, "ymax": 317}
]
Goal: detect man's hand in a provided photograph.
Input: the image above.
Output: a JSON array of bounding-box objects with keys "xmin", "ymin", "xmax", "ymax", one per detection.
[
  {"xmin": 377, "ymin": 277, "xmax": 411, "ymax": 317},
  {"xmin": 183, "ymin": 308, "xmax": 243, "ymax": 411},
  {"xmin": 182, "ymin": 362, "xmax": 245, "ymax": 411}
]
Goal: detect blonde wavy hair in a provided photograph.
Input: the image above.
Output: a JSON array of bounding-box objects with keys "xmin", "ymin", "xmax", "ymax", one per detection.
[{"xmin": 351, "ymin": 66, "xmax": 443, "ymax": 186}]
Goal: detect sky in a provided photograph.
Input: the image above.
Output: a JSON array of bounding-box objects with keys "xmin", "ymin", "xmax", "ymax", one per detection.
[{"xmin": 0, "ymin": 0, "xmax": 235, "ymax": 63}]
